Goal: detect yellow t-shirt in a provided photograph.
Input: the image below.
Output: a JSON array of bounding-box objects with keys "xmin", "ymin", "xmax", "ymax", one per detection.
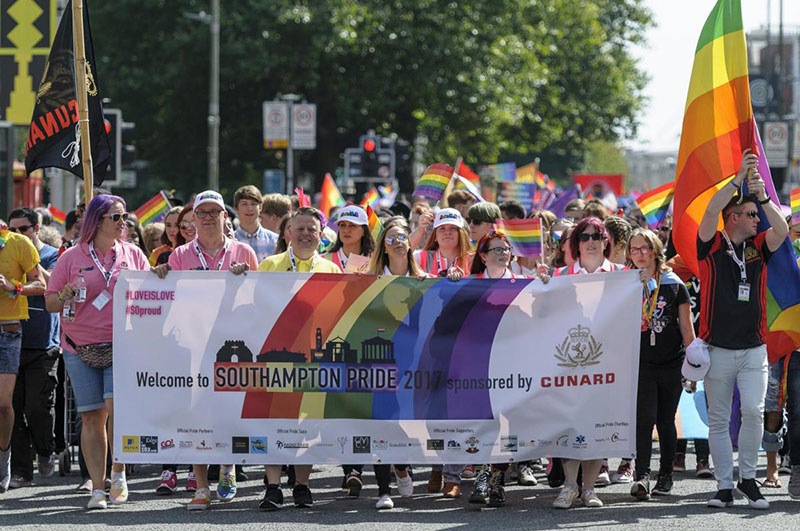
[
  {"xmin": 258, "ymin": 249, "xmax": 341, "ymax": 273},
  {"xmin": 0, "ymin": 231, "xmax": 40, "ymax": 320}
]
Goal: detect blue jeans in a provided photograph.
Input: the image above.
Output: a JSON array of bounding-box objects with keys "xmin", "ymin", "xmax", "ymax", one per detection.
[
  {"xmin": 0, "ymin": 329, "xmax": 22, "ymax": 374},
  {"xmin": 786, "ymin": 352, "xmax": 800, "ymax": 466},
  {"xmin": 61, "ymin": 350, "xmax": 113, "ymax": 412}
]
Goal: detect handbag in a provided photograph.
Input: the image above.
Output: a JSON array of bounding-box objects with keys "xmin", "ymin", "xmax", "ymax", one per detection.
[{"xmin": 65, "ymin": 335, "xmax": 113, "ymax": 369}]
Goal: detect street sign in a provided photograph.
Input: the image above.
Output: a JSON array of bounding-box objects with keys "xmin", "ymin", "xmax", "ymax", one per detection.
[
  {"xmin": 291, "ymin": 103, "xmax": 316, "ymax": 150},
  {"xmin": 262, "ymin": 101, "xmax": 289, "ymax": 149},
  {"xmin": 764, "ymin": 121, "xmax": 789, "ymax": 169}
]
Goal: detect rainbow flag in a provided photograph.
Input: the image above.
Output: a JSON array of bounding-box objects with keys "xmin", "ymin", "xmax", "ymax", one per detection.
[
  {"xmin": 319, "ymin": 173, "xmax": 345, "ymax": 218},
  {"xmin": 455, "ymin": 159, "xmax": 481, "ymax": 186},
  {"xmin": 365, "ymin": 204, "xmax": 383, "ymax": 241},
  {"xmin": 515, "ymin": 162, "xmax": 537, "ymax": 183},
  {"xmin": 134, "ymin": 191, "xmax": 171, "ymax": 225},
  {"xmin": 360, "ymin": 187, "xmax": 380, "ymax": 208},
  {"xmin": 635, "ymin": 181, "xmax": 674, "ymax": 228},
  {"xmin": 48, "ymin": 205, "xmax": 66, "ymax": 225},
  {"xmin": 673, "ymin": 0, "xmax": 754, "ymax": 276},
  {"xmin": 495, "ymin": 217, "xmax": 542, "ymax": 257},
  {"xmin": 791, "ymin": 187, "xmax": 800, "ymax": 225},
  {"xmin": 413, "ymin": 163, "xmax": 454, "ymax": 200}
]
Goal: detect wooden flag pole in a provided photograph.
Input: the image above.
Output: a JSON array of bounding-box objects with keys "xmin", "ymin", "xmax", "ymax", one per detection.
[{"xmin": 72, "ymin": 0, "xmax": 94, "ymax": 204}]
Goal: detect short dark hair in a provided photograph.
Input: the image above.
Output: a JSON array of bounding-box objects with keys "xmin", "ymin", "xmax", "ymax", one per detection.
[
  {"xmin": 66, "ymin": 210, "xmax": 79, "ymax": 231},
  {"xmin": 291, "ymin": 206, "xmax": 325, "ymax": 228},
  {"xmin": 498, "ymin": 200, "xmax": 526, "ymax": 219},
  {"xmin": 8, "ymin": 207, "xmax": 38, "ymax": 226}
]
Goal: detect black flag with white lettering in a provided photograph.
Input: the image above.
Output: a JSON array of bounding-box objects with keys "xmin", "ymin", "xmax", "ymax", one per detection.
[{"xmin": 24, "ymin": 0, "xmax": 109, "ymax": 185}]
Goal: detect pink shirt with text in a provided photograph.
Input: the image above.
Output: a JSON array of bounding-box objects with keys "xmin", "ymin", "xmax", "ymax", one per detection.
[{"xmin": 168, "ymin": 238, "xmax": 258, "ymax": 271}]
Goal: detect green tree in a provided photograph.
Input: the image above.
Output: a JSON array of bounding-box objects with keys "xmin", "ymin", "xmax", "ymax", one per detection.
[
  {"xmin": 580, "ymin": 140, "xmax": 628, "ymax": 175},
  {"xmin": 89, "ymin": 0, "xmax": 651, "ymax": 204}
]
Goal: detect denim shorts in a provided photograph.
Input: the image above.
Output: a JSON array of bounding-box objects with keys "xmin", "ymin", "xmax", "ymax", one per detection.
[
  {"xmin": 62, "ymin": 349, "xmax": 113, "ymax": 412},
  {"xmin": 0, "ymin": 328, "xmax": 22, "ymax": 374},
  {"xmin": 765, "ymin": 359, "xmax": 784, "ymax": 412}
]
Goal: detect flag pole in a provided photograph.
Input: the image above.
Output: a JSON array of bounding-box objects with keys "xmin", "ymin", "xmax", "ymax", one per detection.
[{"xmin": 72, "ymin": 0, "xmax": 94, "ymax": 204}]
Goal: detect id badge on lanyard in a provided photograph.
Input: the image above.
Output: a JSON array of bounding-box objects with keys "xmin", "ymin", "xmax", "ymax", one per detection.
[
  {"xmin": 722, "ymin": 231, "xmax": 749, "ymax": 302},
  {"xmin": 88, "ymin": 242, "xmax": 116, "ymax": 310}
]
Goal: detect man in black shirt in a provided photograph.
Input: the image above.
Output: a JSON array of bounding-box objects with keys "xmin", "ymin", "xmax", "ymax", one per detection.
[{"xmin": 697, "ymin": 150, "xmax": 789, "ymax": 510}]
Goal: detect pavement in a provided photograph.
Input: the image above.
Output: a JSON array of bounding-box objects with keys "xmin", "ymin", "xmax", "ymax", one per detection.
[{"xmin": 0, "ymin": 453, "xmax": 797, "ymax": 530}]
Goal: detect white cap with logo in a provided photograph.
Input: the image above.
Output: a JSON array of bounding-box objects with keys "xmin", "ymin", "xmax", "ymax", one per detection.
[
  {"xmin": 335, "ymin": 205, "xmax": 369, "ymax": 226},
  {"xmin": 433, "ymin": 207, "xmax": 464, "ymax": 229},
  {"xmin": 194, "ymin": 190, "xmax": 225, "ymax": 210},
  {"xmin": 681, "ymin": 338, "xmax": 711, "ymax": 381}
]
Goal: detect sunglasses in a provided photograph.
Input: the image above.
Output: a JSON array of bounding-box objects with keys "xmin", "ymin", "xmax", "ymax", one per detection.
[
  {"xmin": 104, "ymin": 212, "xmax": 130, "ymax": 223},
  {"xmin": 737, "ymin": 210, "xmax": 758, "ymax": 219},
  {"xmin": 578, "ymin": 232, "xmax": 604, "ymax": 242},
  {"xmin": 8, "ymin": 224, "xmax": 33, "ymax": 233},
  {"xmin": 386, "ymin": 233, "xmax": 408, "ymax": 245},
  {"xmin": 179, "ymin": 221, "xmax": 196, "ymax": 230},
  {"xmin": 466, "ymin": 218, "xmax": 490, "ymax": 225},
  {"xmin": 658, "ymin": 226, "xmax": 672, "ymax": 232}
]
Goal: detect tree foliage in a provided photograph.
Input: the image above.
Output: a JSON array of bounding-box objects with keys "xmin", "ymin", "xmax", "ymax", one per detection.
[{"xmin": 90, "ymin": 0, "xmax": 651, "ymax": 202}]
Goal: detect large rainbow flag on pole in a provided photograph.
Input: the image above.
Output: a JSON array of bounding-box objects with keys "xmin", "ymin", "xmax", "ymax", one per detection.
[
  {"xmin": 791, "ymin": 187, "xmax": 800, "ymax": 225},
  {"xmin": 319, "ymin": 173, "xmax": 345, "ymax": 218},
  {"xmin": 495, "ymin": 217, "xmax": 542, "ymax": 257},
  {"xmin": 635, "ymin": 181, "xmax": 674, "ymax": 228},
  {"xmin": 413, "ymin": 163, "xmax": 454, "ymax": 201},
  {"xmin": 673, "ymin": 0, "xmax": 755, "ymax": 276},
  {"xmin": 134, "ymin": 190, "xmax": 171, "ymax": 225}
]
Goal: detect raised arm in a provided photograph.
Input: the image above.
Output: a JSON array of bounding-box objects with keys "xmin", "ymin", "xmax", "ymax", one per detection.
[{"xmin": 698, "ymin": 150, "xmax": 757, "ymax": 242}]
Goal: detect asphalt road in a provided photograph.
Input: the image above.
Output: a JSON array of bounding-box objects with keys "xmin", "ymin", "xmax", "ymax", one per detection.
[{"xmin": 1, "ymin": 453, "xmax": 797, "ymax": 530}]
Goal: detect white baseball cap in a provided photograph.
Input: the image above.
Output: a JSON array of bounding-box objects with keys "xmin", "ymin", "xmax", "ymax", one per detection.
[
  {"xmin": 681, "ymin": 338, "xmax": 711, "ymax": 381},
  {"xmin": 433, "ymin": 207, "xmax": 464, "ymax": 229},
  {"xmin": 335, "ymin": 205, "xmax": 368, "ymax": 226},
  {"xmin": 194, "ymin": 190, "xmax": 225, "ymax": 210}
]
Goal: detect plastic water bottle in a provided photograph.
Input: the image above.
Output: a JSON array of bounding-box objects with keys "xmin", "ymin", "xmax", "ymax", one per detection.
[
  {"xmin": 75, "ymin": 273, "xmax": 87, "ymax": 303},
  {"xmin": 61, "ymin": 300, "xmax": 75, "ymax": 322}
]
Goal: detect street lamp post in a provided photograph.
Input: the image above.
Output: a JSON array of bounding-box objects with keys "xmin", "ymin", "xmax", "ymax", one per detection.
[{"xmin": 280, "ymin": 93, "xmax": 302, "ymax": 193}]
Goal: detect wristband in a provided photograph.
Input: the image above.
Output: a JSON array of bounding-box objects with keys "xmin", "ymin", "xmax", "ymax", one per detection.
[
  {"xmin": 759, "ymin": 196, "xmax": 770, "ymax": 205},
  {"xmin": 5, "ymin": 280, "xmax": 22, "ymax": 299}
]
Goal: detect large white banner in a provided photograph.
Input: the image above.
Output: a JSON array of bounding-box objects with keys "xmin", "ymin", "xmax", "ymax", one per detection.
[{"xmin": 113, "ymin": 270, "xmax": 641, "ymax": 464}]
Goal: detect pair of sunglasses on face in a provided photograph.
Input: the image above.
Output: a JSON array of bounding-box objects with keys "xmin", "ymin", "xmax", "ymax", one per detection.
[
  {"xmin": 104, "ymin": 212, "xmax": 130, "ymax": 223},
  {"xmin": 578, "ymin": 232, "xmax": 604, "ymax": 242}
]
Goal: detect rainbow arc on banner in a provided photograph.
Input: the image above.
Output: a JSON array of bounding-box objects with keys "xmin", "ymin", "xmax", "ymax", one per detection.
[
  {"xmin": 495, "ymin": 217, "xmax": 542, "ymax": 257},
  {"xmin": 365, "ymin": 204, "xmax": 383, "ymax": 241},
  {"xmin": 319, "ymin": 173, "xmax": 345, "ymax": 218},
  {"xmin": 48, "ymin": 205, "xmax": 66, "ymax": 225},
  {"xmin": 791, "ymin": 187, "xmax": 800, "ymax": 225},
  {"xmin": 413, "ymin": 163, "xmax": 454, "ymax": 201},
  {"xmin": 635, "ymin": 181, "xmax": 674, "ymax": 228},
  {"xmin": 134, "ymin": 191, "xmax": 171, "ymax": 225}
]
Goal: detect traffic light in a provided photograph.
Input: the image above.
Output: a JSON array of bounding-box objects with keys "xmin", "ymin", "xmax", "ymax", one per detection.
[
  {"xmin": 361, "ymin": 132, "xmax": 380, "ymax": 177},
  {"xmin": 103, "ymin": 108, "xmax": 122, "ymax": 182}
]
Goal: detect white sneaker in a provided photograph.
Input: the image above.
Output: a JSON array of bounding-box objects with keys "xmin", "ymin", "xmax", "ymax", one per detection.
[
  {"xmin": 595, "ymin": 462, "xmax": 611, "ymax": 487},
  {"xmin": 553, "ymin": 482, "xmax": 579, "ymax": 509},
  {"xmin": 396, "ymin": 473, "xmax": 413, "ymax": 497},
  {"xmin": 109, "ymin": 475, "xmax": 129, "ymax": 504},
  {"xmin": 87, "ymin": 490, "xmax": 107, "ymax": 510},
  {"xmin": 581, "ymin": 487, "xmax": 603, "ymax": 507},
  {"xmin": 376, "ymin": 494, "xmax": 394, "ymax": 509}
]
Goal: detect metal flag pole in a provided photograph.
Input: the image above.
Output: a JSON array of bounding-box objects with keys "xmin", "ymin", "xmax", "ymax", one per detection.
[{"xmin": 71, "ymin": 0, "xmax": 93, "ymax": 203}]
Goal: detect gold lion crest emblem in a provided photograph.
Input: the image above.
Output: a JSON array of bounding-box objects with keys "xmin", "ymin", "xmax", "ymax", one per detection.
[{"xmin": 555, "ymin": 325, "xmax": 603, "ymax": 368}]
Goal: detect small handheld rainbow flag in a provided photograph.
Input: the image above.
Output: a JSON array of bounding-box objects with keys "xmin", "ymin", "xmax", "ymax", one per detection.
[
  {"xmin": 636, "ymin": 181, "xmax": 674, "ymax": 228},
  {"xmin": 365, "ymin": 204, "xmax": 383, "ymax": 240},
  {"xmin": 360, "ymin": 187, "xmax": 380, "ymax": 208},
  {"xmin": 134, "ymin": 191, "xmax": 171, "ymax": 225},
  {"xmin": 495, "ymin": 217, "xmax": 542, "ymax": 257},
  {"xmin": 319, "ymin": 173, "xmax": 345, "ymax": 217},
  {"xmin": 48, "ymin": 205, "xmax": 66, "ymax": 225},
  {"xmin": 791, "ymin": 187, "xmax": 800, "ymax": 225},
  {"xmin": 413, "ymin": 163, "xmax": 454, "ymax": 201}
]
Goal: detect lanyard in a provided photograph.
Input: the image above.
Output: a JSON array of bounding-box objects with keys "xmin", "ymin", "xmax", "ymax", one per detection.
[
  {"xmin": 435, "ymin": 251, "xmax": 446, "ymax": 273},
  {"xmin": 642, "ymin": 272, "xmax": 662, "ymax": 326},
  {"xmin": 337, "ymin": 249, "xmax": 348, "ymax": 270},
  {"xmin": 289, "ymin": 246, "xmax": 318, "ymax": 273},
  {"xmin": 88, "ymin": 242, "xmax": 117, "ymax": 288},
  {"xmin": 721, "ymin": 230, "xmax": 747, "ymax": 282},
  {"xmin": 193, "ymin": 238, "xmax": 229, "ymax": 271}
]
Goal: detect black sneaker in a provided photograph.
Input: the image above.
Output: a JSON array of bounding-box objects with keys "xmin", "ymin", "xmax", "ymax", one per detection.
[
  {"xmin": 630, "ymin": 475, "xmax": 650, "ymax": 501},
  {"xmin": 469, "ymin": 466, "xmax": 490, "ymax": 504},
  {"xmin": 487, "ymin": 471, "xmax": 506, "ymax": 507},
  {"xmin": 707, "ymin": 488, "xmax": 734, "ymax": 508},
  {"xmin": 340, "ymin": 475, "xmax": 348, "ymax": 492},
  {"xmin": 293, "ymin": 484, "xmax": 314, "ymax": 508},
  {"xmin": 235, "ymin": 465, "xmax": 249, "ymax": 482},
  {"xmin": 735, "ymin": 479, "xmax": 769, "ymax": 510},
  {"xmin": 259, "ymin": 484, "xmax": 284, "ymax": 511},
  {"xmin": 286, "ymin": 465, "xmax": 296, "ymax": 488},
  {"xmin": 652, "ymin": 473, "xmax": 673, "ymax": 496},
  {"xmin": 346, "ymin": 471, "xmax": 363, "ymax": 497}
]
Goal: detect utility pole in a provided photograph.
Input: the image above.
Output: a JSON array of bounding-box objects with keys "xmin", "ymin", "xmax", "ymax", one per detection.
[
  {"xmin": 280, "ymin": 93, "xmax": 302, "ymax": 193},
  {"xmin": 208, "ymin": 0, "xmax": 220, "ymax": 191}
]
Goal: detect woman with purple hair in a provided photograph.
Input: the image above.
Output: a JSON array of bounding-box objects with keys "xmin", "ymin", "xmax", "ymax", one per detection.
[{"xmin": 45, "ymin": 194, "xmax": 149, "ymax": 510}]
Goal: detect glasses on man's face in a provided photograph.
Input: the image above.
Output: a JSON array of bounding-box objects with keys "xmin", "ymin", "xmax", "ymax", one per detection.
[
  {"xmin": 385, "ymin": 233, "xmax": 408, "ymax": 245},
  {"xmin": 8, "ymin": 224, "xmax": 33, "ymax": 233},
  {"xmin": 578, "ymin": 232, "xmax": 604, "ymax": 242},
  {"xmin": 658, "ymin": 226, "xmax": 671, "ymax": 232},
  {"xmin": 195, "ymin": 209, "xmax": 223, "ymax": 219},
  {"xmin": 629, "ymin": 246, "xmax": 652, "ymax": 256},
  {"xmin": 179, "ymin": 221, "xmax": 195, "ymax": 231},
  {"xmin": 104, "ymin": 212, "xmax": 130, "ymax": 223},
  {"xmin": 737, "ymin": 210, "xmax": 758, "ymax": 219},
  {"xmin": 486, "ymin": 246, "xmax": 512, "ymax": 256},
  {"xmin": 467, "ymin": 218, "xmax": 488, "ymax": 226}
]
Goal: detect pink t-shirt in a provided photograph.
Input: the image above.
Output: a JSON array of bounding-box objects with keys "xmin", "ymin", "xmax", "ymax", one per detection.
[
  {"xmin": 46, "ymin": 240, "xmax": 149, "ymax": 346},
  {"xmin": 168, "ymin": 238, "xmax": 258, "ymax": 271}
]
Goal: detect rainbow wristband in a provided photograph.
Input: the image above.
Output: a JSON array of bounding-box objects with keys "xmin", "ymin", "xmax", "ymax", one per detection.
[{"xmin": 5, "ymin": 280, "xmax": 22, "ymax": 299}]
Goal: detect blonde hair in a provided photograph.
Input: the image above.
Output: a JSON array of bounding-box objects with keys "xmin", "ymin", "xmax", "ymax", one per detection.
[
  {"xmin": 368, "ymin": 217, "xmax": 422, "ymax": 276},
  {"xmin": 626, "ymin": 228, "xmax": 668, "ymax": 273}
]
